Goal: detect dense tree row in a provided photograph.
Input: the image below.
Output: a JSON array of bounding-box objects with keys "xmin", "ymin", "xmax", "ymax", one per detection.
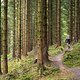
[{"xmin": 0, "ymin": 0, "xmax": 80, "ymax": 75}]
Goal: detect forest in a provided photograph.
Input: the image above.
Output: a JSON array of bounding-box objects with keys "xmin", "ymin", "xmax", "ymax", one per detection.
[{"xmin": 0, "ymin": 0, "xmax": 80, "ymax": 80}]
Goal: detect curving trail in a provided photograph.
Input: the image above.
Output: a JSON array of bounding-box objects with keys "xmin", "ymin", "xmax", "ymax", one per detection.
[{"xmin": 51, "ymin": 47, "xmax": 80, "ymax": 80}]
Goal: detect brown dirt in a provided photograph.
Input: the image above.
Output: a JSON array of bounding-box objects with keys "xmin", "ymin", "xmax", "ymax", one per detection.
[{"xmin": 50, "ymin": 47, "xmax": 80, "ymax": 80}]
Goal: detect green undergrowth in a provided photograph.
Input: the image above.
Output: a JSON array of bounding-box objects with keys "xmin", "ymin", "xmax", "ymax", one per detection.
[
  {"xmin": 1, "ymin": 53, "xmax": 12, "ymax": 61},
  {"xmin": 0, "ymin": 52, "xmax": 61, "ymax": 80},
  {"xmin": 0, "ymin": 45, "xmax": 72, "ymax": 80},
  {"xmin": 49, "ymin": 45, "xmax": 64, "ymax": 57},
  {"xmin": 63, "ymin": 42, "xmax": 80, "ymax": 67}
]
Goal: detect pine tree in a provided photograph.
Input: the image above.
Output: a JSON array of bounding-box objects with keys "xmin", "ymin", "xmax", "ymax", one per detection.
[
  {"xmin": 37, "ymin": 0, "xmax": 44, "ymax": 75},
  {"xmin": 77, "ymin": 0, "xmax": 80, "ymax": 39},
  {"xmin": 47, "ymin": 0, "xmax": 53, "ymax": 46},
  {"xmin": 56, "ymin": 0, "xmax": 61, "ymax": 46},
  {"xmin": 74, "ymin": 0, "xmax": 78, "ymax": 42},
  {"xmin": 16, "ymin": 0, "xmax": 21, "ymax": 59},
  {"xmin": 0, "ymin": 0, "xmax": 2, "ymax": 74},
  {"xmin": 70, "ymin": 0, "xmax": 75, "ymax": 42},
  {"xmin": 27, "ymin": 0, "xmax": 32, "ymax": 52},
  {"xmin": 3, "ymin": 0, "xmax": 8, "ymax": 74},
  {"xmin": 22, "ymin": 0, "xmax": 27, "ymax": 56},
  {"xmin": 43, "ymin": 0, "xmax": 49, "ymax": 63},
  {"xmin": 13, "ymin": 0, "xmax": 16, "ymax": 58}
]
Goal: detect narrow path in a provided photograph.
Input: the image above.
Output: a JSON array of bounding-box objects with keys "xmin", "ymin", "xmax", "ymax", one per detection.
[
  {"xmin": 51, "ymin": 47, "xmax": 80, "ymax": 80},
  {"xmin": 69, "ymin": 68, "xmax": 80, "ymax": 80},
  {"xmin": 52, "ymin": 53, "xmax": 65, "ymax": 69}
]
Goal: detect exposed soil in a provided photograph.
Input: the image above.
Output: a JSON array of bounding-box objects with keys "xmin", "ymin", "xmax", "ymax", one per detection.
[{"xmin": 51, "ymin": 47, "xmax": 80, "ymax": 80}]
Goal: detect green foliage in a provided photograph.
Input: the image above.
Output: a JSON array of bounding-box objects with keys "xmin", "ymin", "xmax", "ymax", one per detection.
[
  {"xmin": 43, "ymin": 67, "xmax": 60, "ymax": 76},
  {"xmin": 64, "ymin": 42, "xmax": 80, "ymax": 67},
  {"xmin": 0, "ymin": 51, "xmax": 67, "ymax": 80},
  {"xmin": 49, "ymin": 45, "xmax": 64, "ymax": 56},
  {"xmin": 1, "ymin": 53, "xmax": 12, "ymax": 61},
  {"xmin": 5, "ymin": 74, "xmax": 16, "ymax": 80}
]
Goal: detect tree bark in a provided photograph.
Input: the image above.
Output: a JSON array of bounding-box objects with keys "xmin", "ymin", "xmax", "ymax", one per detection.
[
  {"xmin": 27, "ymin": 0, "xmax": 32, "ymax": 52},
  {"xmin": 3, "ymin": 0, "xmax": 8, "ymax": 74},
  {"xmin": 13, "ymin": 0, "xmax": 16, "ymax": 58},
  {"xmin": 37, "ymin": 0, "xmax": 44, "ymax": 75},
  {"xmin": 22, "ymin": 0, "xmax": 27, "ymax": 56},
  {"xmin": 43, "ymin": 0, "xmax": 49, "ymax": 63},
  {"xmin": 56, "ymin": 0, "xmax": 61, "ymax": 46},
  {"xmin": 0, "ymin": 0, "xmax": 2, "ymax": 74},
  {"xmin": 47, "ymin": 0, "xmax": 53, "ymax": 46}
]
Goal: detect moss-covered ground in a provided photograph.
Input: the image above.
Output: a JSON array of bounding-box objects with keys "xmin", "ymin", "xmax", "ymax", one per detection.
[{"xmin": 63, "ymin": 42, "xmax": 80, "ymax": 67}]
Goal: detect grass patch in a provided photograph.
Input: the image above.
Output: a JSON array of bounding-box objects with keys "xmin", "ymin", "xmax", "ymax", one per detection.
[
  {"xmin": 0, "ymin": 53, "xmax": 61, "ymax": 80},
  {"xmin": 63, "ymin": 42, "xmax": 80, "ymax": 67},
  {"xmin": 49, "ymin": 45, "xmax": 64, "ymax": 57}
]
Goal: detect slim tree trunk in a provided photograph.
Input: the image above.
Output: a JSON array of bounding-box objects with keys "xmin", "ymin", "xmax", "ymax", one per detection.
[
  {"xmin": 32, "ymin": 0, "xmax": 36, "ymax": 49},
  {"xmin": 70, "ymin": 0, "xmax": 75, "ymax": 42},
  {"xmin": 13, "ymin": 0, "xmax": 16, "ymax": 58},
  {"xmin": 27, "ymin": 0, "xmax": 32, "ymax": 52},
  {"xmin": 22, "ymin": 0, "xmax": 27, "ymax": 56},
  {"xmin": 43, "ymin": 0, "xmax": 49, "ymax": 63},
  {"xmin": 77, "ymin": 0, "xmax": 79, "ymax": 40},
  {"xmin": 77, "ymin": 0, "xmax": 80, "ymax": 39},
  {"xmin": 47, "ymin": 0, "xmax": 53, "ymax": 46},
  {"xmin": 56, "ymin": 0, "xmax": 61, "ymax": 46},
  {"xmin": 51, "ymin": 0, "xmax": 56, "ymax": 44},
  {"xmin": 16, "ymin": 0, "xmax": 21, "ymax": 59},
  {"xmin": 37, "ymin": 0, "xmax": 44, "ymax": 75},
  {"xmin": 0, "ymin": 0, "xmax": 2, "ymax": 74},
  {"xmin": 3, "ymin": 0, "xmax": 8, "ymax": 74},
  {"xmin": 34, "ymin": 0, "xmax": 38, "ymax": 48},
  {"xmin": 18, "ymin": 0, "xmax": 21, "ymax": 59},
  {"xmin": 74, "ymin": 0, "xmax": 78, "ymax": 42},
  {"xmin": 15, "ymin": 0, "xmax": 18, "ymax": 59}
]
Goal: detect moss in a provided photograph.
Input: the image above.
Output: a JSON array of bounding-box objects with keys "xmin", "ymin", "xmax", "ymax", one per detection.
[
  {"xmin": 63, "ymin": 42, "xmax": 80, "ymax": 67},
  {"xmin": 49, "ymin": 45, "xmax": 64, "ymax": 56}
]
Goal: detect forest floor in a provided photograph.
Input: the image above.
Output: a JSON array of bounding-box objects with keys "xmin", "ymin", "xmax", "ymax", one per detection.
[{"xmin": 0, "ymin": 43, "xmax": 80, "ymax": 80}]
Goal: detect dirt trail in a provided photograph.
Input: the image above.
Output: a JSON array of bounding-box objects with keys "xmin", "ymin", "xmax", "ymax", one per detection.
[{"xmin": 51, "ymin": 47, "xmax": 80, "ymax": 80}]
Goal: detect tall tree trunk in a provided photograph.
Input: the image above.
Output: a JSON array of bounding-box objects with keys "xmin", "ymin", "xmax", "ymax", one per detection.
[
  {"xmin": 0, "ymin": 0, "xmax": 2, "ymax": 74},
  {"xmin": 77, "ymin": 0, "xmax": 80, "ymax": 39},
  {"xmin": 51, "ymin": 0, "xmax": 56, "ymax": 44},
  {"xmin": 43, "ymin": 0, "xmax": 49, "ymax": 63},
  {"xmin": 30, "ymin": 0, "xmax": 36, "ymax": 50},
  {"xmin": 56, "ymin": 0, "xmax": 61, "ymax": 46},
  {"xmin": 32, "ymin": 0, "xmax": 36, "ymax": 49},
  {"xmin": 27, "ymin": 0, "xmax": 32, "ymax": 52},
  {"xmin": 13, "ymin": 0, "xmax": 16, "ymax": 58},
  {"xmin": 15, "ymin": 0, "xmax": 18, "ymax": 59},
  {"xmin": 47, "ymin": 0, "xmax": 53, "ymax": 46},
  {"xmin": 37, "ymin": 0, "xmax": 44, "ymax": 75},
  {"xmin": 18, "ymin": 0, "xmax": 21, "ymax": 59},
  {"xmin": 16, "ymin": 0, "xmax": 21, "ymax": 59},
  {"xmin": 22, "ymin": 0, "xmax": 27, "ymax": 56},
  {"xmin": 3, "ymin": 0, "xmax": 8, "ymax": 74},
  {"xmin": 70, "ymin": 0, "xmax": 73, "ymax": 42},
  {"xmin": 34, "ymin": 0, "xmax": 38, "ymax": 49},
  {"xmin": 70, "ymin": 0, "xmax": 75, "ymax": 42},
  {"xmin": 74, "ymin": 0, "xmax": 78, "ymax": 42}
]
